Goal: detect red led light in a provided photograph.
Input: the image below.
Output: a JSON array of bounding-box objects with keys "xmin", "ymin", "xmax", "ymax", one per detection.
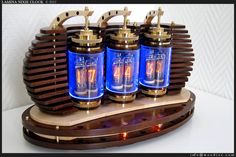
[
  {"xmin": 121, "ymin": 132, "xmax": 128, "ymax": 140},
  {"xmin": 152, "ymin": 124, "xmax": 163, "ymax": 132}
]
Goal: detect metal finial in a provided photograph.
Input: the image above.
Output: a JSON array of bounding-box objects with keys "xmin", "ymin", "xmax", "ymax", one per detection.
[
  {"xmin": 171, "ymin": 21, "xmax": 175, "ymax": 26},
  {"xmin": 83, "ymin": 6, "xmax": 93, "ymax": 30},
  {"xmin": 84, "ymin": 7, "xmax": 89, "ymax": 30},
  {"xmin": 157, "ymin": 7, "xmax": 164, "ymax": 29},
  {"xmin": 123, "ymin": 7, "xmax": 129, "ymax": 29}
]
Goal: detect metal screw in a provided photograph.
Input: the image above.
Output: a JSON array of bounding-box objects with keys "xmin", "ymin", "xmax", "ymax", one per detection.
[{"xmin": 56, "ymin": 136, "xmax": 59, "ymax": 143}]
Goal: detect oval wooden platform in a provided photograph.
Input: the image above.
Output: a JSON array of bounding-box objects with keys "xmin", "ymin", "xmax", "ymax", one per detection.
[{"xmin": 22, "ymin": 88, "xmax": 195, "ymax": 150}]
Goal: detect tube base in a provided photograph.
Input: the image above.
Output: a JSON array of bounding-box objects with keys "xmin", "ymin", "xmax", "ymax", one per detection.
[
  {"xmin": 108, "ymin": 92, "xmax": 136, "ymax": 103},
  {"xmin": 141, "ymin": 86, "xmax": 167, "ymax": 97},
  {"xmin": 72, "ymin": 99, "xmax": 101, "ymax": 109}
]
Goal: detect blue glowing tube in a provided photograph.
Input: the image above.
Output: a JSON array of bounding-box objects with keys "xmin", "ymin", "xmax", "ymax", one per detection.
[
  {"xmin": 106, "ymin": 47, "xmax": 140, "ymax": 94},
  {"xmin": 139, "ymin": 45, "xmax": 172, "ymax": 89},
  {"xmin": 67, "ymin": 50, "xmax": 104, "ymax": 100}
]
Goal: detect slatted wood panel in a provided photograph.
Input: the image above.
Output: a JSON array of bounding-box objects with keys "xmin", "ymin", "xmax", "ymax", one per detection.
[
  {"xmin": 23, "ymin": 27, "xmax": 75, "ymax": 114},
  {"xmin": 163, "ymin": 24, "xmax": 194, "ymax": 95},
  {"xmin": 23, "ymin": 23, "xmax": 194, "ymax": 114}
]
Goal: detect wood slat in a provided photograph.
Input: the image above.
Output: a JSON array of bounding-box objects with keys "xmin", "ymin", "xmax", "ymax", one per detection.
[
  {"xmin": 29, "ymin": 46, "xmax": 67, "ymax": 54},
  {"xmin": 171, "ymin": 62, "xmax": 193, "ymax": 68},
  {"xmin": 28, "ymin": 88, "xmax": 68, "ymax": 99},
  {"xmin": 40, "ymin": 27, "xmax": 66, "ymax": 34},
  {"xmin": 31, "ymin": 95, "xmax": 71, "ymax": 106},
  {"xmin": 35, "ymin": 33, "xmax": 67, "ymax": 41},
  {"xmin": 24, "ymin": 64, "xmax": 67, "ymax": 75},
  {"xmin": 36, "ymin": 101, "xmax": 74, "ymax": 111},
  {"xmin": 24, "ymin": 76, "xmax": 67, "ymax": 87},
  {"xmin": 170, "ymin": 72, "xmax": 191, "ymax": 78},
  {"xmin": 26, "ymin": 82, "xmax": 68, "ymax": 93},
  {"xmin": 24, "ymin": 70, "xmax": 67, "ymax": 81},
  {"xmin": 170, "ymin": 77, "xmax": 188, "ymax": 83},
  {"xmin": 32, "ymin": 40, "xmax": 67, "ymax": 48},
  {"xmin": 24, "ymin": 58, "xmax": 66, "ymax": 68}
]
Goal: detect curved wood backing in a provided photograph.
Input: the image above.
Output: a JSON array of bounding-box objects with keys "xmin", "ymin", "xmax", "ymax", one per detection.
[{"xmin": 22, "ymin": 90, "xmax": 195, "ymax": 150}]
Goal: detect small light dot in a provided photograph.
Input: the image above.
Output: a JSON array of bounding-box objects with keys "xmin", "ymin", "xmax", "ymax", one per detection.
[
  {"xmin": 121, "ymin": 132, "xmax": 128, "ymax": 140},
  {"xmin": 56, "ymin": 126, "xmax": 59, "ymax": 130}
]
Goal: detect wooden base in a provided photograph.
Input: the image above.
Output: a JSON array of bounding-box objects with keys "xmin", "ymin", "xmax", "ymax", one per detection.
[{"xmin": 22, "ymin": 88, "xmax": 195, "ymax": 150}]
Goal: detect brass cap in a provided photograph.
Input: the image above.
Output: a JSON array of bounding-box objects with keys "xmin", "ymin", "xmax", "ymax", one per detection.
[
  {"xmin": 110, "ymin": 7, "xmax": 138, "ymax": 42},
  {"xmin": 108, "ymin": 93, "xmax": 136, "ymax": 103},
  {"xmin": 144, "ymin": 7, "xmax": 171, "ymax": 40},
  {"xmin": 73, "ymin": 99, "xmax": 101, "ymax": 109},
  {"xmin": 71, "ymin": 7, "xmax": 102, "ymax": 46},
  {"xmin": 141, "ymin": 87, "xmax": 167, "ymax": 96}
]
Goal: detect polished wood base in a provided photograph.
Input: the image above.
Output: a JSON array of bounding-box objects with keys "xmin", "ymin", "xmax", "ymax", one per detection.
[{"xmin": 22, "ymin": 89, "xmax": 195, "ymax": 150}]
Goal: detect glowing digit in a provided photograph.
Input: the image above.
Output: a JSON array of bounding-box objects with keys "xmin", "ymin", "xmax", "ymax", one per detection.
[
  {"xmin": 125, "ymin": 66, "xmax": 131, "ymax": 78},
  {"xmin": 88, "ymin": 69, "xmax": 96, "ymax": 83},
  {"xmin": 76, "ymin": 70, "xmax": 81, "ymax": 83},
  {"xmin": 114, "ymin": 66, "xmax": 121, "ymax": 79},
  {"xmin": 76, "ymin": 68, "xmax": 86, "ymax": 84},
  {"xmin": 146, "ymin": 62, "xmax": 154, "ymax": 75},
  {"xmin": 156, "ymin": 61, "xmax": 163, "ymax": 73}
]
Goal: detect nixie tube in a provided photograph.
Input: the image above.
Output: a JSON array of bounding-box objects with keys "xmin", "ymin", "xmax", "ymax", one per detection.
[
  {"xmin": 67, "ymin": 11, "xmax": 104, "ymax": 109},
  {"xmin": 106, "ymin": 25, "xmax": 140, "ymax": 103},
  {"xmin": 139, "ymin": 7, "xmax": 172, "ymax": 97},
  {"xmin": 68, "ymin": 36, "xmax": 104, "ymax": 109}
]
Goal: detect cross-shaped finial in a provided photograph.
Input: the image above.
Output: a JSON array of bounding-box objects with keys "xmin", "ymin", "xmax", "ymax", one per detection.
[
  {"xmin": 157, "ymin": 7, "xmax": 164, "ymax": 29},
  {"xmin": 123, "ymin": 7, "xmax": 129, "ymax": 29},
  {"xmin": 83, "ymin": 6, "xmax": 94, "ymax": 30}
]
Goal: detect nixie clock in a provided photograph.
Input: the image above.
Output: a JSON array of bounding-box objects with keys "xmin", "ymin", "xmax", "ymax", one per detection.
[{"xmin": 21, "ymin": 7, "xmax": 195, "ymax": 150}]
